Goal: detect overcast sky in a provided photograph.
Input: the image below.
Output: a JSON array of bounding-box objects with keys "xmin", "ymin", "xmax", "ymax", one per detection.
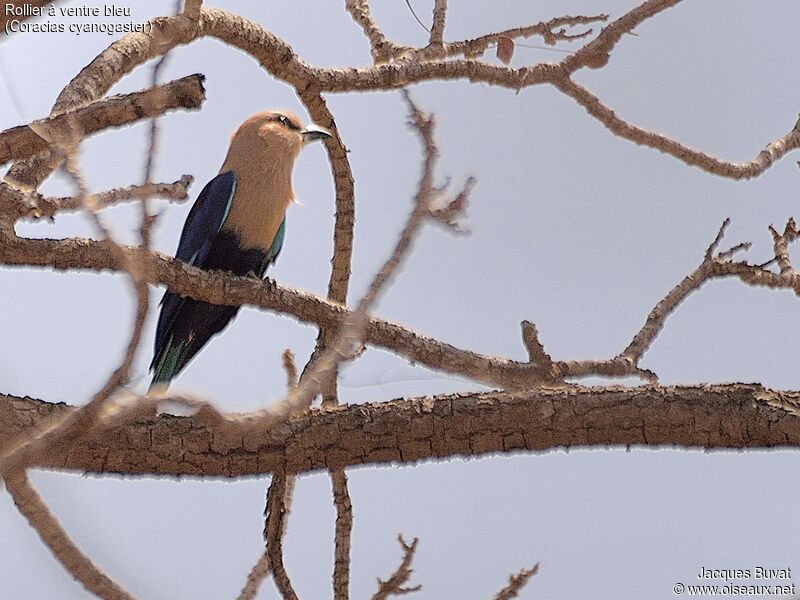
[{"xmin": 2, "ymin": 1, "xmax": 800, "ymax": 598}]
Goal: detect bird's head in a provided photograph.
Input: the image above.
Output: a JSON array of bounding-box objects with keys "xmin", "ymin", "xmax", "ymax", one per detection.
[{"xmin": 228, "ymin": 110, "xmax": 332, "ymax": 166}]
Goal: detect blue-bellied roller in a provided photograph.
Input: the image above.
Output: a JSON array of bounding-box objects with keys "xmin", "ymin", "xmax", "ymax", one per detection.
[{"xmin": 150, "ymin": 111, "xmax": 331, "ymax": 388}]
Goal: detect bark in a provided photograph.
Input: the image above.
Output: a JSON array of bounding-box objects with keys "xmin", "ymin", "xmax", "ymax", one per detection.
[{"xmin": 2, "ymin": 384, "xmax": 798, "ymax": 479}]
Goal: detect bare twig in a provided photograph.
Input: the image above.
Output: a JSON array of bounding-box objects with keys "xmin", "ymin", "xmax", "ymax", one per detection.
[
  {"xmin": 520, "ymin": 321, "xmax": 554, "ymax": 367},
  {"xmin": 183, "ymin": 0, "xmax": 202, "ymax": 20},
  {"xmin": 142, "ymin": 0, "xmax": 183, "ymax": 185},
  {"xmin": 769, "ymin": 218, "xmax": 799, "ymax": 275},
  {"xmin": 276, "ymin": 91, "xmax": 474, "ymax": 421},
  {"xmin": 0, "ymin": 234, "xmax": 564, "ymax": 388},
  {"xmin": 331, "ymin": 469, "xmax": 353, "ymax": 600},
  {"xmin": 563, "ymin": 0, "xmax": 681, "ymax": 71},
  {"xmin": 428, "ymin": 0, "xmax": 447, "ymax": 47},
  {"xmin": 237, "ymin": 551, "xmax": 272, "ymax": 600},
  {"xmin": 345, "ymin": 0, "xmax": 408, "ymax": 62},
  {"xmin": 282, "ymin": 349, "xmax": 298, "ymax": 389},
  {"xmin": 6, "ymin": 211, "xmax": 797, "ymax": 390},
  {"xmin": 617, "ymin": 220, "xmax": 753, "ymax": 370},
  {"xmin": 445, "ymin": 14, "xmax": 607, "ymax": 59},
  {"xmin": 371, "ymin": 535, "xmax": 421, "ymax": 600},
  {"xmin": 3, "ymin": 470, "xmax": 135, "ymax": 600},
  {"xmin": 491, "ymin": 564, "xmax": 539, "ymax": 600},
  {"xmin": 7, "ymin": 175, "xmax": 192, "ymax": 220},
  {"xmin": 265, "ymin": 472, "xmax": 299, "ymax": 600},
  {"xmin": 553, "ymin": 77, "xmax": 800, "ymax": 179},
  {"xmin": 295, "ymin": 89, "xmax": 357, "ymax": 407}
]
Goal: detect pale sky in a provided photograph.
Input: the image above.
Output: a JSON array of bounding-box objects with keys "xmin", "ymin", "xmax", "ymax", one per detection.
[{"xmin": 2, "ymin": 1, "xmax": 800, "ymax": 599}]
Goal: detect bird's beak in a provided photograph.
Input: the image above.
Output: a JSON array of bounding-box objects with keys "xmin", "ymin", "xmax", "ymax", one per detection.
[{"xmin": 301, "ymin": 123, "xmax": 332, "ymax": 144}]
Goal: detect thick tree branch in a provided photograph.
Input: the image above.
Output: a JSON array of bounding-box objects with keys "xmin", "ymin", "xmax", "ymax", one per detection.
[
  {"xmin": 0, "ymin": 235, "xmax": 556, "ymax": 387},
  {"xmin": 0, "ymin": 74, "xmax": 205, "ymax": 166},
  {"xmin": 2, "ymin": 213, "xmax": 795, "ymax": 390},
  {"xmin": 4, "ymin": 384, "xmax": 800, "ymax": 478}
]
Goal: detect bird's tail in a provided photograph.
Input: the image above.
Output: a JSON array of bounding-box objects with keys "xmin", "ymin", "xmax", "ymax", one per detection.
[{"xmin": 149, "ymin": 337, "xmax": 188, "ymax": 391}]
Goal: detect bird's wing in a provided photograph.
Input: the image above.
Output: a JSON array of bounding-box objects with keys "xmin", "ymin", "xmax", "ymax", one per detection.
[
  {"xmin": 152, "ymin": 171, "xmax": 236, "ymax": 361},
  {"xmin": 175, "ymin": 170, "xmax": 236, "ymax": 267}
]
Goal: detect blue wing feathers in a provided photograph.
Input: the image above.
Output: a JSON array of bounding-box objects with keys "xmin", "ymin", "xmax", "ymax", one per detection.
[
  {"xmin": 175, "ymin": 171, "xmax": 236, "ymax": 265},
  {"xmin": 150, "ymin": 173, "xmax": 287, "ymax": 386},
  {"xmin": 151, "ymin": 172, "xmax": 236, "ymax": 376}
]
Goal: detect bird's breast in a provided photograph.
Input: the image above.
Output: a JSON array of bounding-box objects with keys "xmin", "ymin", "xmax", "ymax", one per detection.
[{"xmin": 221, "ymin": 174, "xmax": 292, "ymax": 251}]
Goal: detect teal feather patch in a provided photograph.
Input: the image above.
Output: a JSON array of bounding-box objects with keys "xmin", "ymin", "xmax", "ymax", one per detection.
[
  {"xmin": 151, "ymin": 335, "xmax": 187, "ymax": 386},
  {"xmin": 267, "ymin": 218, "xmax": 286, "ymax": 262}
]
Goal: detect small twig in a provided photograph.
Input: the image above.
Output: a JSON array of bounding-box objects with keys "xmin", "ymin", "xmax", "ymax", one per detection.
[
  {"xmin": 330, "ymin": 469, "xmax": 353, "ymax": 600},
  {"xmin": 553, "ymin": 76, "xmax": 800, "ymax": 179},
  {"xmin": 520, "ymin": 320, "xmax": 556, "ymax": 370},
  {"xmin": 446, "ymin": 14, "xmax": 607, "ymax": 59},
  {"xmin": 563, "ymin": 0, "xmax": 681, "ymax": 71},
  {"xmin": 282, "ymin": 349, "xmax": 298, "ymax": 389},
  {"xmin": 264, "ymin": 472, "xmax": 299, "ymax": 600},
  {"xmin": 769, "ymin": 218, "xmax": 799, "ymax": 275},
  {"xmin": 428, "ymin": 176, "xmax": 473, "ymax": 232},
  {"xmin": 142, "ymin": 0, "xmax": 183, "ymax": 185},
  {"xmin": 182, "ymin": 0, "xmax": 202, "ymax": 20},
  {"xmin": 619, "ymin": 220, "xmax": 743, "ymax": 368},
  {"xmin": 344, "ymin": 0, "xmax": 407, "ymax": 62},
  {"xmin": 371, "ymin": 535, "xmax": 421, "ymax": 600},
  {"xmin": 491, "ymin": 564, "xmax": 539, "ymax": 600},
  {"xmin": 4, "ymin": 470, "xmax": 135, "ymax": 600},
  {"xmin": 9, "ymin": 175, "xmax": 192, "ymax": 220},
  {"xmin": 429, "ymin": 0, "xmax": 447, "ymax": 46},
  {"xmin": 705, "ymin": 218, "xmax": 731, "ymax": 260},
  {"xmin": 237, "ymin": 551, "xmax": 272, "ymax": 600},
  {"xmin": 264, "ymin": 91, "xmax": 474, "ymax": 421}
]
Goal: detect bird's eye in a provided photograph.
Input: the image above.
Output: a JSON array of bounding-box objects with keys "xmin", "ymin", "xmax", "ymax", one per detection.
[{"xmin": 277, "ymin": 115, "xmax": 288, "ymax": 126}]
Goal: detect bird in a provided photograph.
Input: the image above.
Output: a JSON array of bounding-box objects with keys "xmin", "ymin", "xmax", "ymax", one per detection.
[{"xmin": 149, "ymin": 110, "xmax": 331, "ymax": 388}]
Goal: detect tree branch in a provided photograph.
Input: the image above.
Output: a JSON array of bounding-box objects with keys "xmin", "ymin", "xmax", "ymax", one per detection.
[
  {"xmin": 331, "ymin": 469, "xmax": 352, "ymax": 600},
  {"xmin": 3, "ymin": 470, "xmax": 134, "ymax": 599},
  {"xmin": 8, "ymin": 2, "xmax": 791, "ymax": 194},
  {"xmin": 0, "ymin": 74, "xmax": 205, "ymax": 166},
  {"xmin": 552, "ymin": 77, "xmax": 800, "ymax": 179},
  {"xmin": 371, "ymin": 536, "xmax": 420, "ymax": 600},
  {"xmin": 4, "ymin": 175, "xmax": 192, "ymax": 221},
  {"xmin": 264, "ymin": 472, "xmax": 299, "ymax": 600},
  {"xmin": 4, "ymin": 384, "xmax": 800, "ymax": 478},
  {"xmin": 491, "ymin": 564, "xmax": 539, "ymax": 600}
]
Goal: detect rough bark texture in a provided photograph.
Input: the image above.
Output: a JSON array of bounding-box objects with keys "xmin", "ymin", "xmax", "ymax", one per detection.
[
  {"xmin": 0, "ymin": 74, "xmax": 205, "ymax": 165},
  {"xmin": 2, "ymin": 384, "xmax": 798, "ymax": 479}
]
